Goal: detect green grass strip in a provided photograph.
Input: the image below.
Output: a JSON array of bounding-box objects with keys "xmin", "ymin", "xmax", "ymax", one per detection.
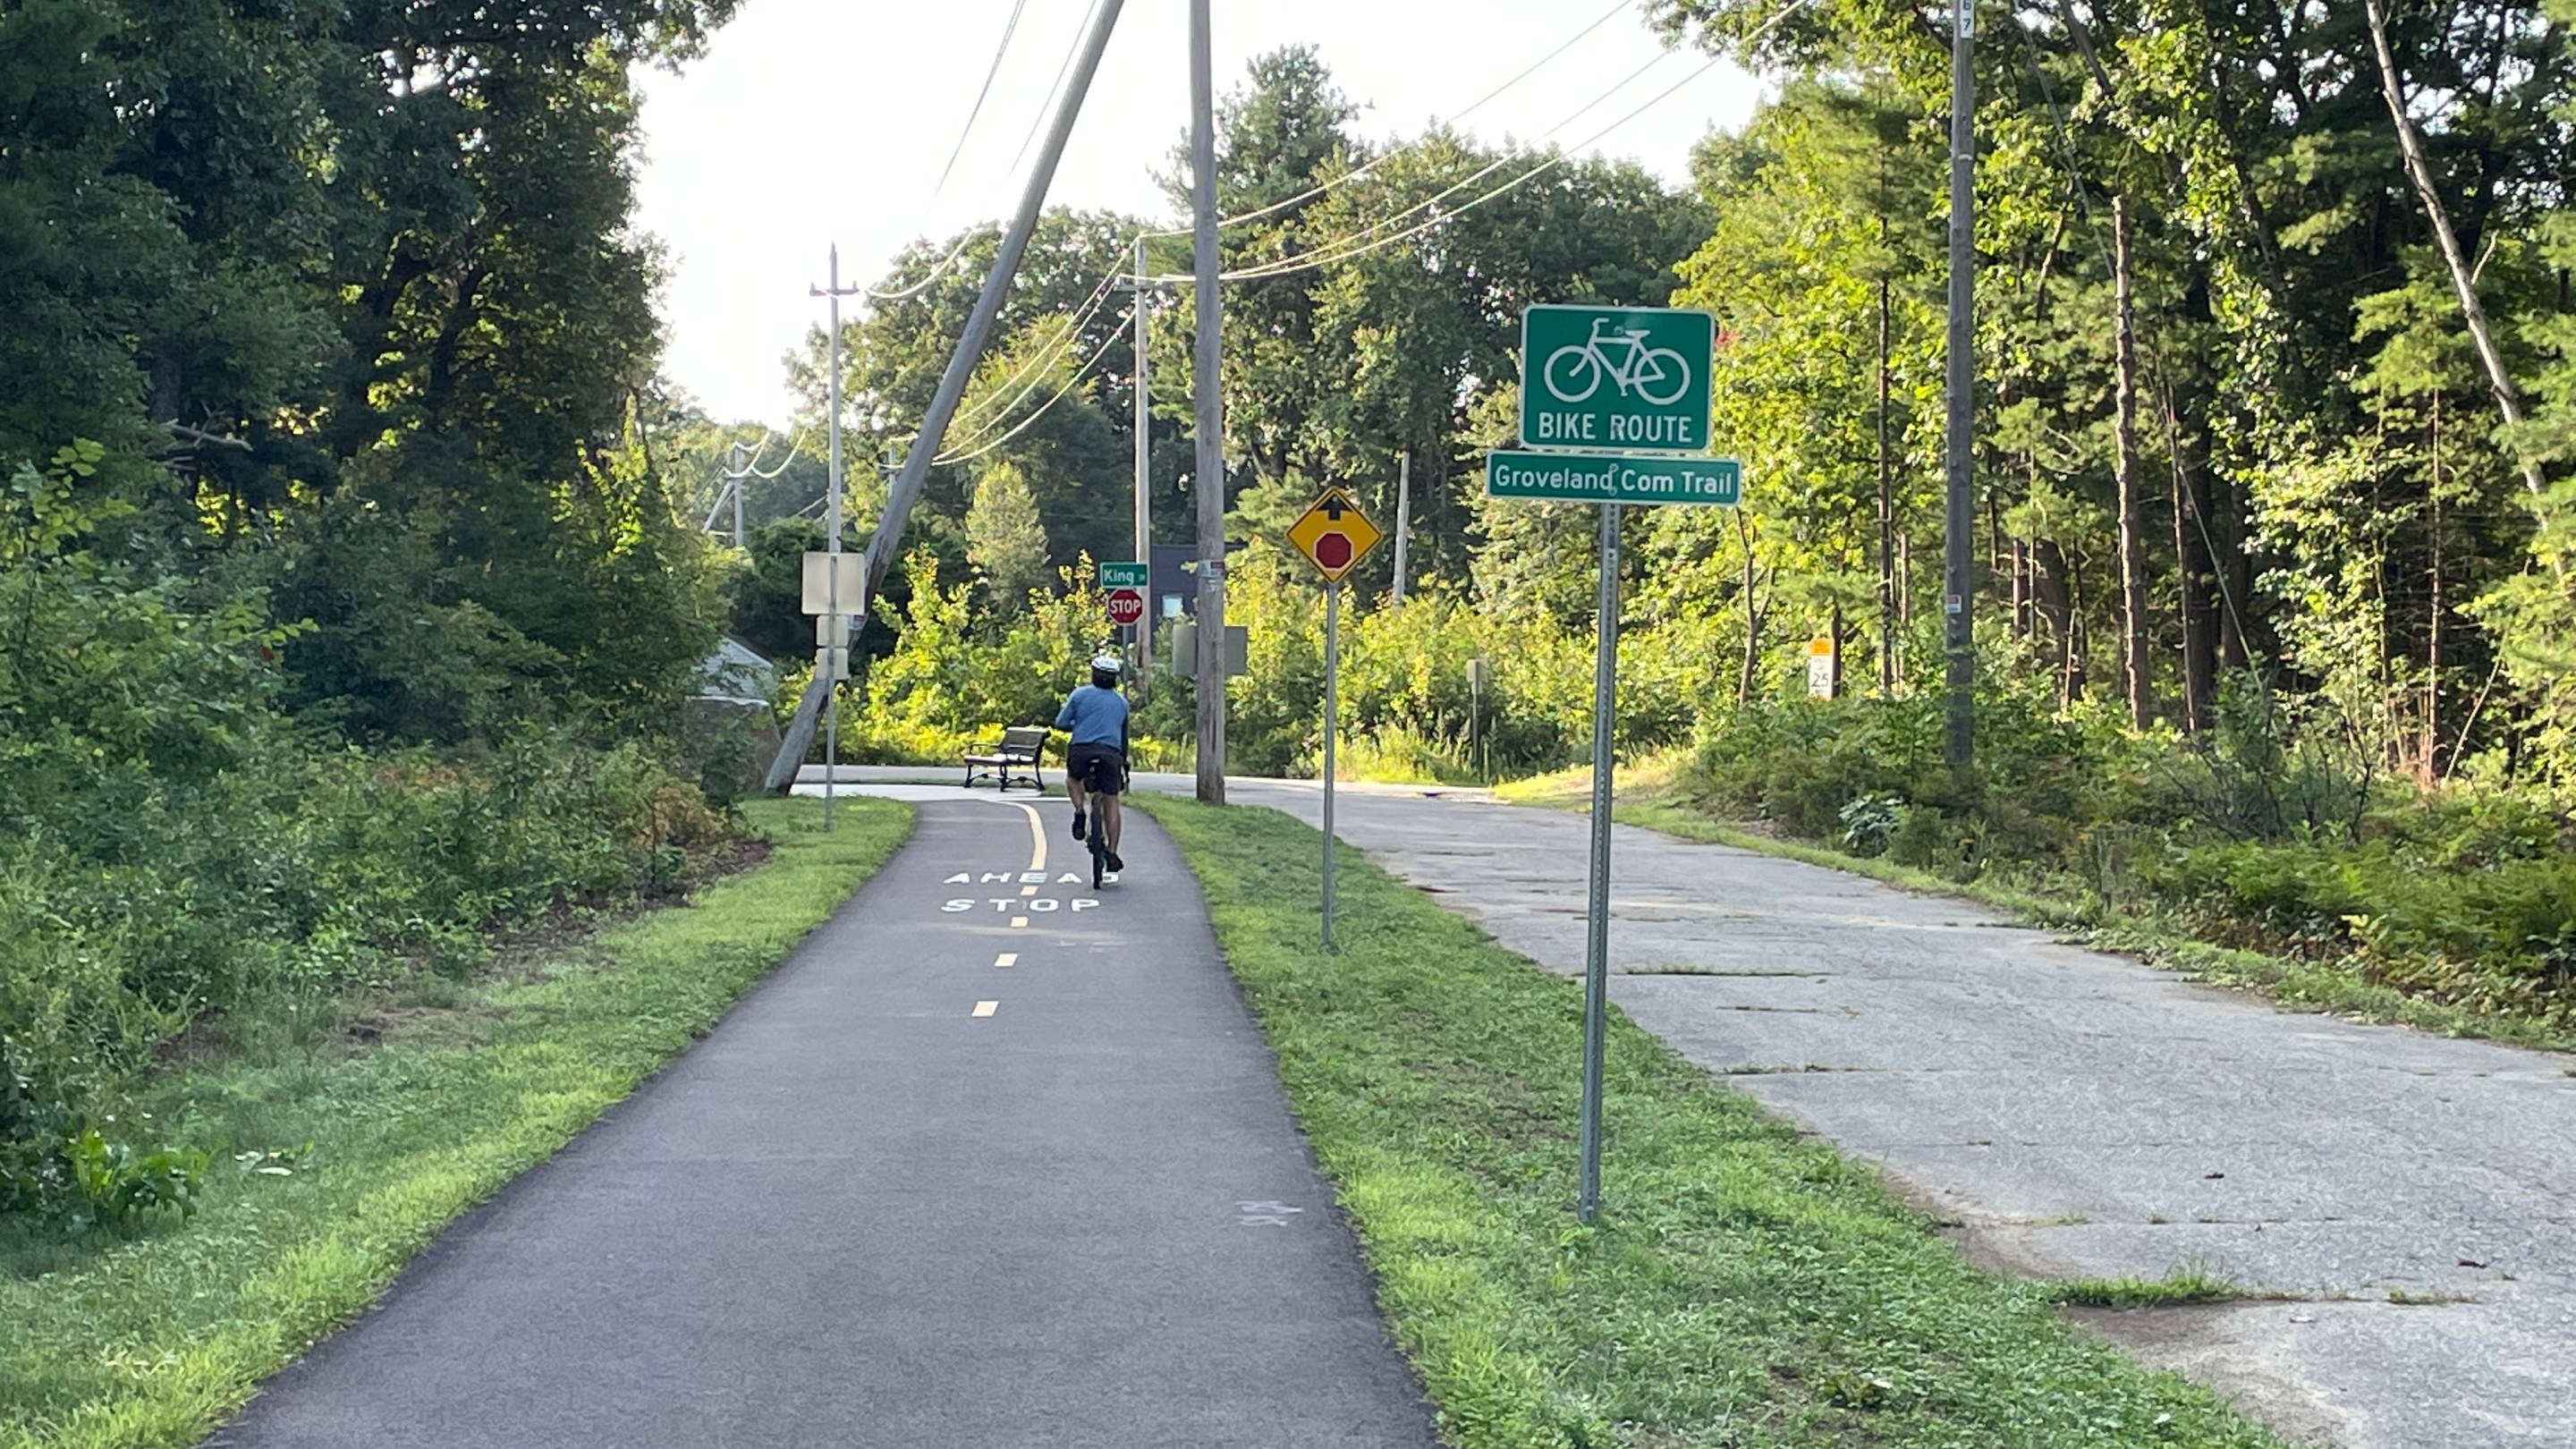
[
  {"xmin": 1141, "ymin": 796, "xmax": 2285, "ymax": 1449},
  {"xmin": 0, "ymin": 796, "xmax": 911, "ymax": 1449}
]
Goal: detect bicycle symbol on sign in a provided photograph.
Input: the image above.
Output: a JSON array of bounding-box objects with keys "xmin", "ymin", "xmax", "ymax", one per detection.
[{"xmin": 1542, "ymin": 318, "xmax": 1691, "ymax": 406}]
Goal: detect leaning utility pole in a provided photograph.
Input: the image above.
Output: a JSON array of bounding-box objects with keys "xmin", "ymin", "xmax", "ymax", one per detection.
[
  {"xmin": 1190, "ymin": 0, "xmax": 1227, "ymax": 804},
  {"xmin": 764, "ymin": 0, "xmax": 1128, "ymax": 793},
  {"xmin": 1942, "ymin": 0, "xmax": 1976, "ymax": 772}
]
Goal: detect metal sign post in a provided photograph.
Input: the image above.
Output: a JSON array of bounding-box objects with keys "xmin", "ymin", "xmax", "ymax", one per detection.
[
  {"xmin": 1578, "ymin": 502, "xmax": 1619, "ymax": 1221},
  {"xmin": 1321, "ymin": 579, "xmax": 1340, "ymax": 951},
  {"xmin": 1287, "ymin": 486, "xmax": 1382, "ymax": 952}
]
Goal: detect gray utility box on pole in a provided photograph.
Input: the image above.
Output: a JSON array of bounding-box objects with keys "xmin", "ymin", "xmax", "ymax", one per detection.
[{"xmin": 1166, "ymin": 622, "xmax": 1247, "ymax": 678}]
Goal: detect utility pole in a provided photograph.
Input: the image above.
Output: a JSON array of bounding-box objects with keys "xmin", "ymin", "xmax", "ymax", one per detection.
[
  {"xmin": 1877, "ymin": 272, "xmax": 1894, "ymax": 695},
  {"xmin": 1131, "ymin": 234, "xmax": 1154, "ymax": 682},
  {"xmin": 1190, "ymin": 0, "xmax": 1227, "ymax": 805},
  {"xmin": 2112, "ymin": 195, "xmax": 2148, "ymax": 729},
  {"xmin": 1391, "ymin": 450, "xmax": 1411, "ymax": 604},
  {"xmin": 703, "ymin": 441, "xmax": 750, "ymax": 547},
  {"xmin": 763, "ymin": 0, "xmax": 1127, "ymax": 793},
  {"xmin": 813, "ymin": 247, "xmax": 860, "ymax": 830},
  {"xmin": 1133, "ymin": 240, "xmax": 1150, "ymax": 576},
  {"xmin": 1942, "ymin": 0, "xmax": 1976, "ymax": 772}
]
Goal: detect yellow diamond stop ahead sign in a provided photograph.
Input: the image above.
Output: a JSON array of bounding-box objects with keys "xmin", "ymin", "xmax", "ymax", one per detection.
[{"xmin": 1287, "ymin": 486, "xmax": 1383, "ymax": 582}]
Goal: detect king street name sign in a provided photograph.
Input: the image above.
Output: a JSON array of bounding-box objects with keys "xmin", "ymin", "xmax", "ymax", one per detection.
[
  {"xmin": 1486, "ymin": 450, "xmax": 1741, "ymax": 506},
  {"xmin": 1520, "ymin": 304, "xmax": 1714, "ymax": 453}
]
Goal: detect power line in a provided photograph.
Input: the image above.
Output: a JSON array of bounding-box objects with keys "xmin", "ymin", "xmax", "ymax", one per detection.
[
  {"xmin": 869, "ymin": 0, "xmax": 1781, "ymax": 480},
  {"xmin": 1009, "ymin": 0, "xmax": 1105, "ymax": 178},
  {"xmin": 745, "ymin": 429, "xmax": 806, "ymax": 479},
  {"xmin": 1200, "ymin": 47, "xmax": 1677, "ymax": 283},
  {"xmin": 947, "ymin": 267, "xmax": 1125, "ymax": 427},
  {"xmin": 864, "ymin": 230, "xmax": 987, "ymax": 302},
  {"xmin": 872, "ymin": 0, "xmax": 1107, "ymax": 305},
  {"xmin": 1143, "ymin": 0, "xmax": 1637, "ymax": 242},
  {"xmin": 935, "ymin": 303, "xmax": 1135, "ymax": 465},
  {"xmin": 931, "ymin": 0, "xmax": 1031, "ymax": 204},
  {"xmin": 873, "ymin": 0, "xmax": 1679, "ymax": 317},
  {"xmin": 1153, "ymin": 49, "xmax": 1712, "ymax": 288},
  {"xmin": 1169, "ymin": 0, "xmax": 1818, "ymax": 286}
]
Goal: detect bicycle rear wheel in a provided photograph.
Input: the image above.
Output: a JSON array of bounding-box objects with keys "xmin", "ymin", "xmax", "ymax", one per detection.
[{"xmin": 1087, "ymin": 761, "xmax": 1109, "ymax": 887}]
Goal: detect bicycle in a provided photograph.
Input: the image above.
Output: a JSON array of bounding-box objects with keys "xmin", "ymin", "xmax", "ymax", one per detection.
[
  {"xmin": 1077, "ymin": 750, "xmax": 1124, "ymax": 888},
  {"xmin": 1542, "ymin": 318, "xmax": 1690, "ymax": 406}
]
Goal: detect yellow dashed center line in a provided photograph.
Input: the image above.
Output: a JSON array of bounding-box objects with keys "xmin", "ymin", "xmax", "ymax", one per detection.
[
  {"xmin": 995, "ymin": 953, "xmax": 1018, "ymax": 968},
  {"xmin": 1010, "ymin": 916, "xmax": 1029, "ymax": 928},
  {"xmin": 971, "ymin": 1000, "xmax": 998, "ymax": 1018},
  {"xmin": 1021, "ymin": 885, "xmax": 1038, "ymax": 896}
]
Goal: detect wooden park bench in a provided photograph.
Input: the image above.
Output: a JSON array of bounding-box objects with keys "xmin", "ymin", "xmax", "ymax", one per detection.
[{"xmin": 962, "ymin": 725, "xmax": 1048, "ymax": 792}]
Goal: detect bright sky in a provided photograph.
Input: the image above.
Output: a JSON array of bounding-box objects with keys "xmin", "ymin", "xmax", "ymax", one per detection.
[{"xmin": 631, "ymin": 1, "xmax": 1758, "ymax": 427}]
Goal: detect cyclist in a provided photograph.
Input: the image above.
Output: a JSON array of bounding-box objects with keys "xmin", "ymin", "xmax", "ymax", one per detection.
[{"xmin": 1055, "ymin": 653, "xmax": 1130, "ymax": 873}]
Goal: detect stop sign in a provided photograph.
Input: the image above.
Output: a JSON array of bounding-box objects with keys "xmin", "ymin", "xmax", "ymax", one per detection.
[
  {"xmin": 1311, "ymin": 531, "xmax": 1352, "ymax": 571},
  {"xmin": 1104, "ymin": 588, "xmax": 1146, "ymax": 627}
]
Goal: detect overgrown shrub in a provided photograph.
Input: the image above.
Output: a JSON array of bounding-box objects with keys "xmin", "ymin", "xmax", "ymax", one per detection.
[
  {"xmin": 0, "ymin": 462, "xmax": 735, "ymax": 1222},
  {"xmin": 0, "ymin": 734, "xmax": 733, "ymax": 1221},
  {"xmin": 1676, "ymin": 665, "xmax": 2576, "ymax": 1024}
]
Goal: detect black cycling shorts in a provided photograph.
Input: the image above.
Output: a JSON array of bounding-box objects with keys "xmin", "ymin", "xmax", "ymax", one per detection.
[{"xmin": 1066, "ymin": 742, "xmax": 1127, "ymax": 795}]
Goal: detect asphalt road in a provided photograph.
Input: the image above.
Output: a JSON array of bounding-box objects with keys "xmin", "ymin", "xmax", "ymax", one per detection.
[
  {"xmin": 208, "ymin": 797, "xmax": 1438, "ymax": 1449},
  {"xmin": 1220, "ymin": 780, "xmax": 2576, "ymax": 1449}
]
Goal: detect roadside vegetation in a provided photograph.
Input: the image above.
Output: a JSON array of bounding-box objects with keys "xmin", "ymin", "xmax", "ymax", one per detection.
[
  {"xmin": 0, "ymin": 2, "xmax": 768, "ymax": 1223},
  {"xmin": 1148, "ymin": 798, "xmax": 2284, "ymax": 1449},
  {"xmin": 803, "ymin": 16, "xmax": 2576, "ymax": 1042},
  {"xmin": 0, "ymin": 798, "xmax": 909, "ymax": 1449},
  {"xmin": 1502, "ymin": 706, "xmax": 2576, "ymax": 1051}
]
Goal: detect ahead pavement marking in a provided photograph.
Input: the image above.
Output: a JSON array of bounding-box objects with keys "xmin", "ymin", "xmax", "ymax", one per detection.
[
  {"xmin": 995, "ymin": 953, "xmax": 1017, "ymax": 968},
  {"xmin": 971, "ymin": 1000, "xmax": 998, "ymax": 1018}
]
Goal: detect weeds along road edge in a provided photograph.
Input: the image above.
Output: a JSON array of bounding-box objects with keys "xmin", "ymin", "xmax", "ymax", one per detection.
[
  {"xmin": 0, "ymin": 798, "xmax": 912, "ymax": 1449},
  {"xmin": 1136, "ymin": 795, "xmax": 2286, "ymax": 1449}
]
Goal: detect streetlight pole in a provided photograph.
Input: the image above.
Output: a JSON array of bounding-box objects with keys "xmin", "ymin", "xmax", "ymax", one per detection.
[
  {"xmin": 1942, "ymin": 0, "xmax": 1977, "ymax": 773},
  {"xmin": 1190, "ymin": 0, "xmax": 1227, "ymax": 804}
]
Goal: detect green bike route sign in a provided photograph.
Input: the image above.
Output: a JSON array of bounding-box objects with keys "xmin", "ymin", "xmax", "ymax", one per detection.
[
  {"xmin": 1493, "ymin": 304, "xmax": 1732, "ymax": 1228},
  {"xmin": 1519, "ymin": 304, "xmax": 1714, "ymax": 453},
  {"xmin": 1486, "ymin": 450, "xmax": 1741, "ymax": 505}
]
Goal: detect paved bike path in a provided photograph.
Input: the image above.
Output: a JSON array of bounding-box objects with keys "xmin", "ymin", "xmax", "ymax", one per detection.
[
  {"xmin": 1229, "ymin": 780, "xmax": 2576, "ymax": 1449},
  {"xmin": 210, "ymin": 799, "xmax": 1437, "ymax": 1448}
]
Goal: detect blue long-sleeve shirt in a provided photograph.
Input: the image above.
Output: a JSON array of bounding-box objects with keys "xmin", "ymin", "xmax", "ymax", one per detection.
[{"xmin": 1055, "ymin": 684, "xmax": 1129, "ymax": 748}]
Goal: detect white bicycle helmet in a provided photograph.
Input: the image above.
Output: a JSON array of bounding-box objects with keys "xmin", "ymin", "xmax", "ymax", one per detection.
[{"xmin": 1089, "ymin": 653, "xmax": 1123, "ymax": 676}]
